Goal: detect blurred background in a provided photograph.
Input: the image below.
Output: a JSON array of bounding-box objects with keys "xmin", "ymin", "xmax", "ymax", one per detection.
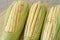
[
  {"xmin": 0, "ymin": 0, "xmax": 60, "ymax": 12},
  {"xmin": 0, "ymin": 0, "xmax": 14, "ymax": 12}
]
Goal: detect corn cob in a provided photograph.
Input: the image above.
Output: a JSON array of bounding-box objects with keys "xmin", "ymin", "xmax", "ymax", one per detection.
[
  {"xmin": 24, "ymin": 2, "xmax": 47, "ymax": 40},
  {"xmin": 53, "ymin": 5, "xmax": 60, "ymax": 40},
  {"xmin": 40, "ymin": 6, "xmax": 60, "ymax": 40},
  {"xmin": 1, "ymin": 1, "xmax": 29, "ymax": 40},
  {"xmin": 0, "ymin": 1, "xmax": 14, "ymax": 39}
]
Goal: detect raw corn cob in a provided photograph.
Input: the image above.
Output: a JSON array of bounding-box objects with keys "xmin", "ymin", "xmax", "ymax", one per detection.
[
  {"xmin": 53, "ymin": 5, "xmax": 60, "ymax": 40},
  {"xmin": 40, "ymin": 6, "xmax": 60, "ymax": 40},
  {"xmin": 24, "ymin": 2, "xmax": 47, "ymax": 40},
  {"xmin": 1, "ymin": 1, "xmax": 29, "ymax": 40}
]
